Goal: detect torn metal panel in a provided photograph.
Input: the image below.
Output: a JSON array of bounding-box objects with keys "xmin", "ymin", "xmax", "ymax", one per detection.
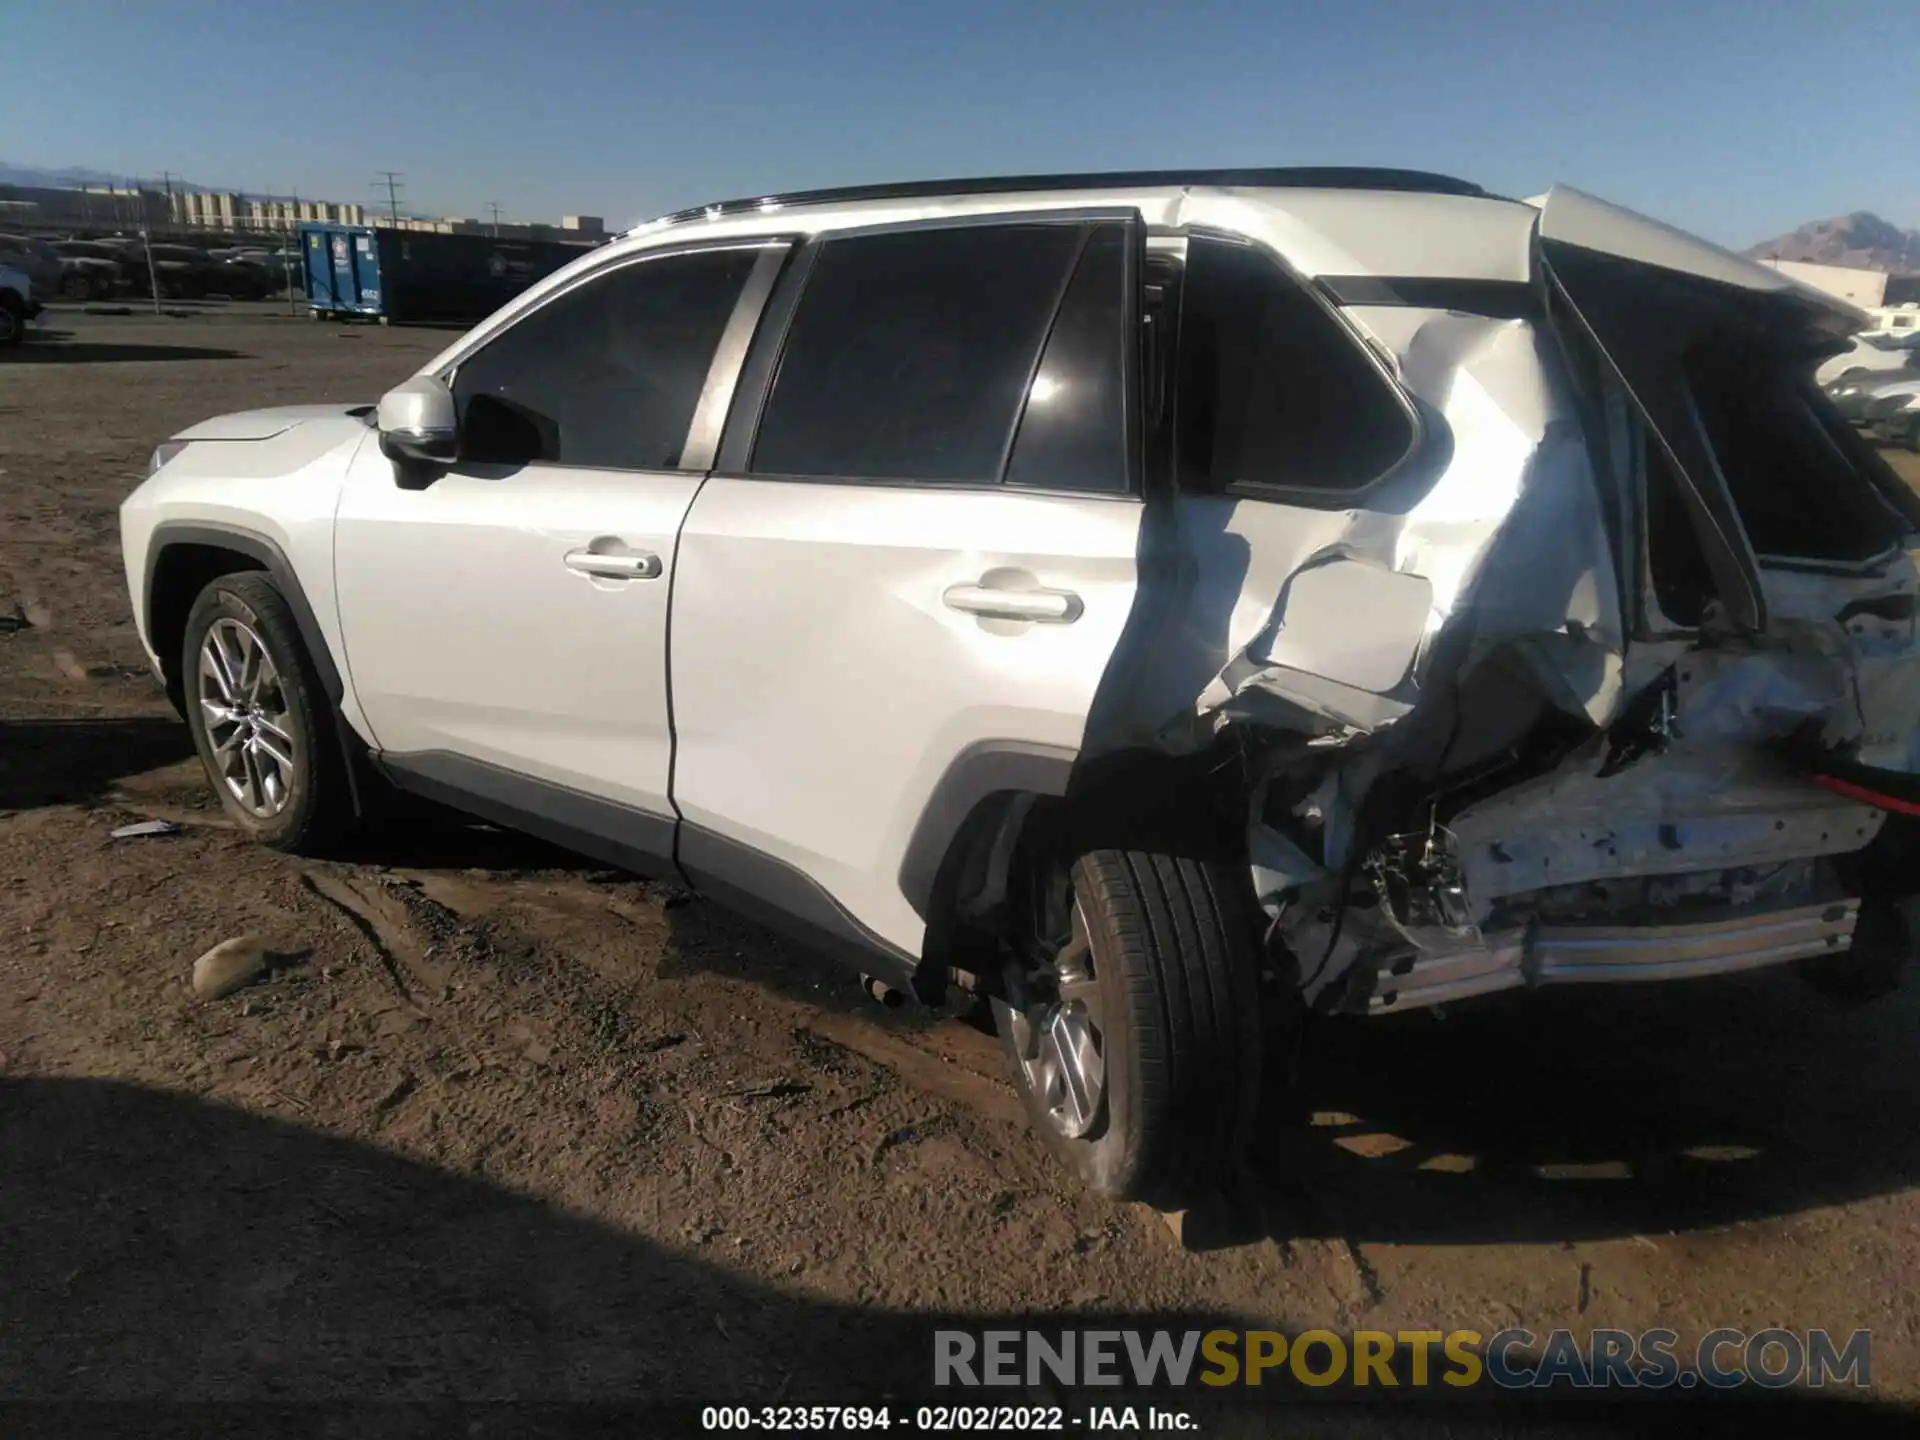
[
  {"xmin": 1533, "ymin": 185, "xmax": 1866, "ymax": 328},
  {"xmin": 1179, "ymin": 308, "xmax": 1625, "ymax": 742}
]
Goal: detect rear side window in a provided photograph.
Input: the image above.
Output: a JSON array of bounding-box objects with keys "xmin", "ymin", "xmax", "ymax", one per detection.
[
  {"xmin": 453, "ymin": 247, "xmax": 758, "ymax": 470},
  {"xmin": 1175, "ymin": 235, "xmax": 1414, "ymax": 496},
  {"xmin": 750, "ymin": 224, "xmax": 1085, "ymax": 483}
]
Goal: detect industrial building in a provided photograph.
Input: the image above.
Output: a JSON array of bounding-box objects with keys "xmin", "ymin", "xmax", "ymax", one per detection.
[
  {"xmin": 1755, "ymin": 256, "xmax": 1920, "ymax": 311},
  {"xmin": 0, "ymin": 178, "xmax": 606, "ymax": 245}
]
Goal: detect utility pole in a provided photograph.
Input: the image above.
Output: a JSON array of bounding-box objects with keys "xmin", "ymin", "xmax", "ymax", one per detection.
[
  {"xmin": 486, "ymin": 201, "xmax": 502, "ymax": 237},
  {"xmin": 374, "ymin": 171, "xmax": 404, "ymax": 226}
]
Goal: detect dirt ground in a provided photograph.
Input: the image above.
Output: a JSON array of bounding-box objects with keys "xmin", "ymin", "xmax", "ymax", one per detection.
[{"xmin": 4, "ymin": 304, "xmax": 1920, "ymax": 1432}]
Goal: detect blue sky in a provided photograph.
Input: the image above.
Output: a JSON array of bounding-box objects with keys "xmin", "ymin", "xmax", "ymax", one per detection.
[{"xmin": 5, "ymin": 0, "xmax": 1916, "ymax": 245}]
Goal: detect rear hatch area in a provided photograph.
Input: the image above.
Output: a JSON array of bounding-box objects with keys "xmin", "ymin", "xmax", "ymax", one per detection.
[{"xmin": 1188, "ymin": 188, "xmax": 1920, "ymax": 1013}]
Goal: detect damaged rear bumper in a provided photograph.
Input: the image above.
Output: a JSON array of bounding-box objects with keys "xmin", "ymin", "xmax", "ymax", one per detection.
[{"xmin": 1360, "ymin": 895, "xmax": 1859, "ymax": 1013}]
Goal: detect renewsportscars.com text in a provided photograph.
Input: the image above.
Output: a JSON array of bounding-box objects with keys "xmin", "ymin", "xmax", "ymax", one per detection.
[{"xmin": 934, "ymin": 1327, "xmax": 1872, "ymax": 1390}]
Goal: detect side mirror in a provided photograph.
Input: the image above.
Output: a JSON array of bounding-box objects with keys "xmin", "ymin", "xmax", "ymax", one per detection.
[{"xmin": 377, "ymin": 375, "xmax": 459, "ymax": 466}]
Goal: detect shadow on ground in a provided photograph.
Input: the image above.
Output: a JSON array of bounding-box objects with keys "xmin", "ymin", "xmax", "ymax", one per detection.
[
  {"xmin": 14, "ymin": 336, "xmax": 250, "ymax": 363},
  {"xmin": 0, "ymin": 1077, "xmax": 1909, "ymax": 1435},
  {"xmin": 0, "ymin": 717, "xmax": 199, "ymax": 809},
  {"xmin": 1222, "ymin": 969, "xmax": 1920, "ymax": 1250}
]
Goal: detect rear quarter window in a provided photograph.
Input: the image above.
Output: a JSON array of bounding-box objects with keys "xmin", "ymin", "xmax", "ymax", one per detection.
[{"xmin": 1174, "ymin": 235, "xmax": 1416, "ymax": 499}]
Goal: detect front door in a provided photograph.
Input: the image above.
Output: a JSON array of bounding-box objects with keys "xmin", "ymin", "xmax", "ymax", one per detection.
[
  {"xmin": 668, "ymin": 214, "xmax": 1149, "ymax": 955},
  {"xmin": 333, "ymin": 240, "xmax": 781, "ymax": 852}
]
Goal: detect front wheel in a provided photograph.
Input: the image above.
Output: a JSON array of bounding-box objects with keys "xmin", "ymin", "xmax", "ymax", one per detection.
[
  {"xmin": 181, "ymin": 572, "xmax": 352, "ymax": 854},
  {"xmin": 994, "ymin": 850, "xmax": 1269, "ymax": 1205}
]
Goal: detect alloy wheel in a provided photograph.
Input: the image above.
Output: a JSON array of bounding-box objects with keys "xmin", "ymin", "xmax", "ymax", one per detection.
[
  {"xmin": 197, "ymin": 616, "xmax": 297, "ymax": 817},
  {"xmin": 1006, "ymin": 897, "xmax": 1106, "ymax": 1140}
]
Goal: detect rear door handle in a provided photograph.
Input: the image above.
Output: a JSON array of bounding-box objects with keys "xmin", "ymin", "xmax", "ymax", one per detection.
[
  {"xmin": 565, "ymin": 548, "xmax": 662, "ymax": 581},
  {"xmin": 942, "ymin": 582, "xmax": 1083, "ymax": 624}
]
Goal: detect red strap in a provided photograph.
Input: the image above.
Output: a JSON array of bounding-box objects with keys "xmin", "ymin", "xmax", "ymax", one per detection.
[{"xmin": 1808, "ymin": 772, "xmax": 1920, "ymax": 816}]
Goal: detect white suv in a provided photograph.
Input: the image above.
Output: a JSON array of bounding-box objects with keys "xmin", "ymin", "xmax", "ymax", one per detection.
[{"xmin": 121, "ymin": 168, "xmax": 1920, "ymax": 1203}]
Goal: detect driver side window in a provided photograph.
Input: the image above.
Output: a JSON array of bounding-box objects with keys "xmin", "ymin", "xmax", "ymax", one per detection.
[{"xmin": 451, "ymin": 246, "xmax": 760, "ymax": 471}]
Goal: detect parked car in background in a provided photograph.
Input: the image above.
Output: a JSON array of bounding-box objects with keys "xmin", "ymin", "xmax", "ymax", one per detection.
[
  {"xmin": 122, "ymin": 168, "xmax": 1920, "ymax": 1203},
  {"xmin": 48, "ymin": 240, "xmax": 123, "ymax": 299},
  {"xmin": 233, "ymin": 247, "xmax": 290, "ymax": 287},
  {"xmin": 220, "ymin": 252, "xmax": 278, "ymax": 296},
  {"xmin": 130, "ymin": 243, "xmax": 269, "ymax": 301},
  {"xmin": 1829, "ymin": 365, "xmax": 1920, "ymax": 423},
  {"xmin": 1860, "ymin": 375, "xmax": 1920, "ymax": 450},
  {"xmin": 1816, "ymin": 329, "xmax": 1920, "ymax": 386},
  {"xmin": 0, "ymin": 234, "xmax": 64, "ymax": 302},
  {"xmin": 0, "ymin": 261, "xmax": 40, "ymax": 345}
]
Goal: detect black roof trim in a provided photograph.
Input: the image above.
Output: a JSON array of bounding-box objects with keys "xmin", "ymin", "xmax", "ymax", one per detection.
[{"xmin": 655, "ymin": 167, "xmax": 1485, "ymax": 226}]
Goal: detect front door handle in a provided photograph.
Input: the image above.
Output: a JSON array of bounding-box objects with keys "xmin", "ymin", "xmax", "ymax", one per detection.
[
  {"xmin": 565, "ymin": 547, "xmax": 662, "ymax": 581},
  {"xmin": 942, "ymin": 582, "xmax": 1083, "ymax": 624}
]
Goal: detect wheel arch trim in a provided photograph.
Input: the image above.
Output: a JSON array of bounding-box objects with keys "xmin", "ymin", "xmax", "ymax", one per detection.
[
  {"xmin": 898, "ymin": 739, "xmax": 1079, "ymax": 922},
  {"xmin": 144, "ymin": 520, "xmax": 345, "ymax": 706}
]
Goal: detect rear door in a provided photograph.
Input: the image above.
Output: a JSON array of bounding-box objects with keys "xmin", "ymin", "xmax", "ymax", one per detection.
[
  {"xmin": 668, "ymin": 212, "xmax": 1147, "ymax": 957},
  {"xmin": 333, "ymin": 240, "xmax": 781, "ymax": 864},
  {"xmin": 303, "ymin": 230, "xmax": 337, "ymax": 309}
]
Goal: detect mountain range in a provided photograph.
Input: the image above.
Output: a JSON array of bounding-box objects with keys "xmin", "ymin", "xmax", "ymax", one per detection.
[{"xmin": 1743, "ymin": 211, "xmax": 1920, "ymax": 273}]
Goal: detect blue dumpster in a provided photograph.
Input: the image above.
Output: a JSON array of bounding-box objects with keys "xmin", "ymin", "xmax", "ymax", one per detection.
[{"xmin": 298, "ymin": 224, "xmax": 597, "ymax": 324}]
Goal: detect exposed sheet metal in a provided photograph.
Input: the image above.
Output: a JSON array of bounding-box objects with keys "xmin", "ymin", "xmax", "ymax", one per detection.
[
  {"xmin": 1532, "ymin": 185, "xmax": 1868, "ymax": 331},
  {"xmin": 1138, "ymin": 194, "xmax": 1920, "ymax": 1018}
]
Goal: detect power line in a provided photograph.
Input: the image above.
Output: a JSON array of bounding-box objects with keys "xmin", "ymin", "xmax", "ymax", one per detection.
[
  {"xmin": 374, "ymin": 171, "xmax": 404, "ymax": 225},
  {"xmin": 486, "ymin": 201, "xmax": 502, "ymax": 237}
]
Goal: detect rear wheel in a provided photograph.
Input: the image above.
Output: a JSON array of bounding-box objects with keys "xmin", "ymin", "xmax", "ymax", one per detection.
[
  {"xmin": 181, "ymin": 573, "xmax": 352, "ymax": 854},
  {"xmin": 994, "ymin": 849, "xmax": 1267, "ymax": 1205},
  {"xmin": 1800, "ymin": 898, "xmax": 1911, "ymax": 1003},
  {"xmin": 0, "ymin": 297, "xmax": 23, "ymax": 347}
]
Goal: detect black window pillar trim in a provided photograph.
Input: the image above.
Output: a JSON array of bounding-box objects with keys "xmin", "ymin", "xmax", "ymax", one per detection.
[{"xmin": 993, "ymin": 223, "xmax": 1094, "ymax": 484}]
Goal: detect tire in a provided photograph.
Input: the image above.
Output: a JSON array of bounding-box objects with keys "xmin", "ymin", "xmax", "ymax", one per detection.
[
  {"xmin": 181, "ymin": 572, "xmax": 352, "ymax": 854},
  {"xmin": 0, "ymin": 299, "xmax": 22, "ymax": 347},
  {"xmin": 1800, "ymin": 899, "xmax": 1910, "ymax": 1004},
  {"xmin": 62, "ymin": 272, "xmax": 91, "ymax": 300},
  {"xmin": 994, "ymin": 850, "xmax": 1267, "ymax": 1205}
]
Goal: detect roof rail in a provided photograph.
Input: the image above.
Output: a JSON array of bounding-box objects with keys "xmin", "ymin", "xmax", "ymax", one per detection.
[{"xmin": 647, "ymin": 166, "xmax": 1485, "ymax": 229}]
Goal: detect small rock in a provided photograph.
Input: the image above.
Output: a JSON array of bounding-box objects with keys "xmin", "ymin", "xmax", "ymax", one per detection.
[
  {"xmin": 191, "ymin": 936, "xmax": 267, "ymax": 1001},
  {"xmin": 52, "ymin": 649, "xmax": 88, "ymax": 683},
  {"xmin": 372, "ymin": 1074, "xmax": 416, "ymax": 1113}
]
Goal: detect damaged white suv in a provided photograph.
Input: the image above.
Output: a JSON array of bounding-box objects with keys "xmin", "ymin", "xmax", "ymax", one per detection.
[{"xmin": 121, "ymin": 168, "xmax": 1920, "ymax": 1203}]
